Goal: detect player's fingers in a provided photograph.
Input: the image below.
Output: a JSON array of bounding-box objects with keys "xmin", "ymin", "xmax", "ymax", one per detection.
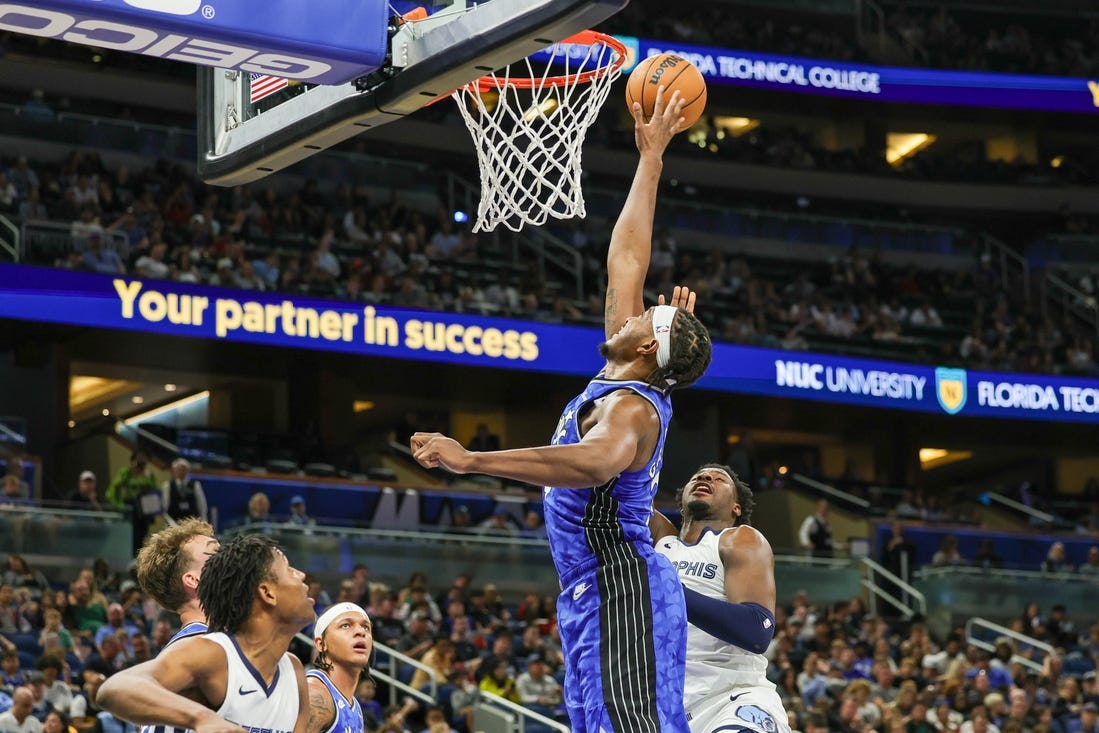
[
  {"xmin": 657, "ymin": 294, "xmax": 667, "ymax": 306},
  {"xmin": 686, "ymin": 290, "xmax": 697, "ymax": 312},
  {"xmin": 651, "ymin": 85, "xmax": 667, "ymax": 117},
  {"xmin": 662, "ymin": 90, "xmax": 682, "ymax": 121},
  {"xmin": 629, "ymin": 101, "xmax": 645, "ymax": 126}
]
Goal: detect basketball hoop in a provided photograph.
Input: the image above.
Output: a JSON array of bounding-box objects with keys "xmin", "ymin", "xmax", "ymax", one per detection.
[{"xmin": 452, "ymin": 31, "xmax": 627, "ymax": 233}]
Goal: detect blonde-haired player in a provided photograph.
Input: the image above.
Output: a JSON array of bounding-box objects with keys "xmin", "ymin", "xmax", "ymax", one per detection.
[{"xmin": 305, "ymin": 603, "xmax": 372, "ymax": 733}]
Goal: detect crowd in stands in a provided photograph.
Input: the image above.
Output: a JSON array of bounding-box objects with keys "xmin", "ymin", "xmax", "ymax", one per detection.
[
  {"xmin": 2, "ymin": 544, "xmax": 1099, "ymax": 733},
  {"xmin": 3, "ymin": 150, "xmax": 1098, "ymax": 378},
  {"xmin": 606, "ymin": 1, "xmax": 1099, "ymax": 79}
]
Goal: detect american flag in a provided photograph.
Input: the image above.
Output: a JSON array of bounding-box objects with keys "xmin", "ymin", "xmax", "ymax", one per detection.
[{"xmin": 249, "ymin": 72, "xmax": 288, "ymax": 104}]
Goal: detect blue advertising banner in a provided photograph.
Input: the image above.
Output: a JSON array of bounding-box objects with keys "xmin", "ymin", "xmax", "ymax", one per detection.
[
  {"xmin": 539, "ymin": 35, "xmax": 1099, "ymax": 114},
  {"xmin": 2, "ymin": 265, "xmax": 1099, "ymax": 423},
  {"xmin": 0, "ymin": 0, "xmax": 389, "ymax": 84}
]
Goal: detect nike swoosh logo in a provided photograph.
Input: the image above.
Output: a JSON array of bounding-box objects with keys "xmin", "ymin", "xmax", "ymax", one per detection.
[
  {"xmin": 728, "ymin": 692, "xmax": 748, "ymax": 703},
  {"xmin": 238, "ymin": 687, "xmax": 258, "ymax": 696}
]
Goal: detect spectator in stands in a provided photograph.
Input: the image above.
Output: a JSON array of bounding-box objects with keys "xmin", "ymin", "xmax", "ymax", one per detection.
[
  {"xmin": 286, "ymin": 495, "xmax": 313, "ymax": 526},
  {"xmin": 32, "ymin": 654, "xmax": 68, "ymax": 712},
  {"xmin": 882, "ymin": 521, "xmax": 918, "ymax": 582},
  {"xmin": 106, "ymin": 450, "xmax": 159, "ymax": 554},
  {"xmin": 465, "ymin": 424, "xmax": 500, "ymax": 452},
  {"xmin": 1071, "ymin": 701, "xmax": 1099, "ymax": 733},
  {"xmin": 0, "ymin": 476, "xmax": 27, "ymax": 507},
  {"xmin": 36, "ymin": 611, "xmax": 72, "ymax": 658},
  {"xmin": 1043, "ymin": 542, "xmax": 1074, "ymax": 574},
  {"xmin": 40, "ymin": 711, "xmax": 72, "ymax": 733},
  {"xmin": 396, "ymin": 612, "xmax": 434, "ymax": 661},
  {"xmin": 244, "ymin": 492, "xmax": 271, "ymax": 526},
  {"xmin": 932, "ymin": 535, "xmax": 966, "ymax": 567},
  {"xmin": 1078, "ymin": 547, "xmax": 1099, "ymax": 576},
  {"xmin": 0, "ymin": 586, "xmax": 28, "ymax": 634},
  {"xmin": 92, "ymin": 606, "xmax": 138, "ymax": 651},
  {"xmin": 799, "ymin": 500, "xmax": 835, "ymax": 558},
  {"xmin": 0, "ymin": 651, "xmax": 26, "ymax": 689},
  {"xmin": 80, "ymin": 236, "xmax": 124, "ymax": 276},
  {"xmin": 160, "ymin": 458, "xmax": 206, "ymax": 523},
  {"xmin": 515, "ymin": 655, "xmax": 562, "ymax": 717},
  {"xmin": 67, "ymin": 670, "xmax": 107, "ymax": 730},
  {"xmin": 80, "ymin": 634, "xmax": 123, "ymax": 680},
  {"xmin": 2, "ymin": 558, "xmax": 48, "ymax": 602},
  {"xmin": 476, "ymin": 508, "xmax": 517, "ymax": 538},
  {"xmin": 478, "ymin": 656, "xmax": 519, "ymax": 703},
  {"xmin": 65, "ymin": 473, "xmax": 102, "ymax": 512},
  {"xmin": 409, "ymin": 637, "xmax": 457, "ymax": 693},
  {"xmin": 65, "ymin": 579, "xmax": 105, "ymax": 638},
  {"xmin": 520, "ymin": 510, "xmax": 547, "ymax": 540},
  {"xmin": 0, "ymin": 687, "xmax": 41, "ymax": 733},
  {"xmin": 973, "ymin": 539, "xmax": 1005, "ymax": 570}
]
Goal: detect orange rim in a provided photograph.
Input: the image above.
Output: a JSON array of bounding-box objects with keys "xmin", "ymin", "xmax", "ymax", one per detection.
[{"xmin": 465, "ymin": 30, "xmax": 627, "ymax": 92}]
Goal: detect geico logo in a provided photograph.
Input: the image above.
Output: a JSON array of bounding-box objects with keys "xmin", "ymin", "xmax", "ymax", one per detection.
[
  {"xmin": 0, "ymin": 4, "xmax": 332, "ymax": 80},
  {"xmin": 120, "ymin": 0, "xmax": 202, "ymax": 16}
]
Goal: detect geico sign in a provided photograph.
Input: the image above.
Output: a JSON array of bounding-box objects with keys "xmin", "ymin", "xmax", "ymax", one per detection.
[{"xmin": 0, "ymin": 4, "xmax": 332, "ymax": 80}]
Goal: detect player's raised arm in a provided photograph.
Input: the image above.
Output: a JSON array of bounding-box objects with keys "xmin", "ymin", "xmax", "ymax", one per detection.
[{"xmin": 604, "ymin": 86, "xmax": 687, "ymax": 339}]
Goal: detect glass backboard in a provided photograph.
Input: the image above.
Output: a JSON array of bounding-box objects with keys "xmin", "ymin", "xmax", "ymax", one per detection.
[{"xmin": 197, "ymin": 0, "xmax": 629, "ymax": 186}]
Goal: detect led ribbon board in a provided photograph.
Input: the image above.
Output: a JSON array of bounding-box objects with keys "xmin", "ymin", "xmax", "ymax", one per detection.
[
  {"xmin": 2, "ymin": 264, "xmax": 1098, "ymax": 422},
  {"xmin": 614, "ymin": 37, "xmax": 1099, "ymax": 114}
]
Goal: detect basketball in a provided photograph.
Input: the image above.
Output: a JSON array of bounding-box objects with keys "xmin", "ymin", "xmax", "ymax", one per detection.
[{"xmin": 625, "ymin": 53, "xmax": 708, "ymax": 128}]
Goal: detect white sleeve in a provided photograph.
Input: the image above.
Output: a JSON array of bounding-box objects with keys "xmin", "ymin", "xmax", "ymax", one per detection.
[{"xmin": 798, "ymin": 516, "xmax": 814, "ymax": 548}]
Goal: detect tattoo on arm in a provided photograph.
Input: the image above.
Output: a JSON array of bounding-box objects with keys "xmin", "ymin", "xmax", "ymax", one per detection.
[
  {"xmin": 306, "ymin": 685, "xmax": 334, "ymax": 733},
  {"xmin": 605, "ymin": 288, "xmax": 618, "ymax": 324}
]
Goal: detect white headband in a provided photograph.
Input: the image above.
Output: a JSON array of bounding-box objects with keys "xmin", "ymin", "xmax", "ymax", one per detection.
[
  {"xmin": 313, "ymin": 602, "xmax": 370, "ymax": 640},
  {"xmin": 653, "ymin": 305, "xmax": 677, "ymax": 369}
]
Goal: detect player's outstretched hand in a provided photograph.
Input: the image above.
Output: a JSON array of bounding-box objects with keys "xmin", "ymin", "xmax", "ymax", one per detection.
[
  {"xmin": 410, "ymin": 432, "xmax": 472, "ymax": 474},
  {"xmin": 631, "ymin": 86, "xmax": 686, "ymax": 156},
  {"xmin": 657, "ymin": 285, "xmax": 697, "ymax": 313}
]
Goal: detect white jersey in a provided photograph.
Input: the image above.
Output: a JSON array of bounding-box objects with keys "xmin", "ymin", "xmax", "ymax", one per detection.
[
  {"xmin": 656, "ymin": 527, "xmax": 773, "ymax": 708},
  {"xmin": 205, "ymin": 632, "xmax": 300, "ymax": 733}
]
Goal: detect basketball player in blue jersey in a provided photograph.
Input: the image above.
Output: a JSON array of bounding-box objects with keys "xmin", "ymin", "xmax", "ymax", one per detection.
[
  {"xmin": 133, "ymin": 518, "xmax": 219, "ymax": 733},
  {"xmin": 97, "ymin": 535, "xmax": 313, "ymax": 733},
  {"xmin": 305, "ymin": 603, "xmax": 371, "ymax": 733},
  {"xmin": 411, "ymin": 87, "xmax": 712, "ymax": 733},
  {"xmin": 135, "ymin": 518, "xmax": 218, "ymax": 651},
  {"xmin": 651, "ymin": 464, "xmax": 791, "ymax": 733}
]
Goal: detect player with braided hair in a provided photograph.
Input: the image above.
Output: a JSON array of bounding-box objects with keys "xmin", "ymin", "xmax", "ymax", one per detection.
[
  {"xmin": 411, "ymin": 87, "xmax": 711, "ymax": 733},
  {"xmin": 97, "ymin": 535, "xmax": 314, "ymax": 733},
  {"xmin": 305, "ymin": 603, "xmax": 371, "ymax": 733}
]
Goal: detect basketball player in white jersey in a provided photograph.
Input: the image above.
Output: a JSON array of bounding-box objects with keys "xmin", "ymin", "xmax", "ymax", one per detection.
[
  {"xmin": 305, "ymin": 603, "xmax": 371, "ymax": 733},
  {"xmin": 97, "ymin": 535, "xmax": 313, "ymax": 733},
  {"xmin": 652, "ymin": 464, "xmax": 792, "ymax": 733}
]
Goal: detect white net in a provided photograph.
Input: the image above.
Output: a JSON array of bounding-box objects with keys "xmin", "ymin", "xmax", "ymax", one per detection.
[{"xmin": 452, "ymin": 33, "xmax": 625, "ymax": 233}]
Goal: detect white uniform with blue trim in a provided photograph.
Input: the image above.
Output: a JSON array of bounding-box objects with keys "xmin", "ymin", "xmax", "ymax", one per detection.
[
  {"xmin": 140, "ymin": 621, "xmax": 208, "ymax": 733},
  {"xmin": 657, "ymin": 529, "xmax": 791, "ymax": 733},
  {"xmin": 205, "ymin": 632, "xmax": 300, "ymax": 733}
]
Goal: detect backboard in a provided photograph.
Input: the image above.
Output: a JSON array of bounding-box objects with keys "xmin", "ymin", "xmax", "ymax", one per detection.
[{"xmin": 197, "ymin": 0, "xmax": 629, "ymax": 186}]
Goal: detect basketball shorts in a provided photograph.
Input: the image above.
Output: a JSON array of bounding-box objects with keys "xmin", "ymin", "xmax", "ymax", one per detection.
[
  {"xmin": 686, "ymin": 685, "xmax": 791, "ymax": 733},
  {"xmin": 555, "ymin": 545, "xmax": 690, "ymax": 733}
]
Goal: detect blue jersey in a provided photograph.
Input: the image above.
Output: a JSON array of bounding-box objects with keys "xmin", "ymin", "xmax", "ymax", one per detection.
[
  {"xmin": 140, "ymin": 621, "xmax": 208, "ymax": 733},
  {"xmin": 543, "ymin": 375, "xmax": 672, "ymax": 582},
  {"xmin": 306, "ymin": 670, "xmax": 364, "ymax": 733}
]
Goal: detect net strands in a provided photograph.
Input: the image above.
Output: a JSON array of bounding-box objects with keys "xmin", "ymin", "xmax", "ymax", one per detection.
[{"xmin": 453, "ymin": 33, "xmax": 625, "ymax": 233}]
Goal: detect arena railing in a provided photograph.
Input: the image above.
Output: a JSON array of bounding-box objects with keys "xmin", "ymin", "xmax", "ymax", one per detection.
[
  {"xmin": 1043, "ymin": 270, "xmax": 1099, "ymax": 337},
  {"xmin": 861, "ymin": 557, "xmax": 926, "ymax": 619},
  {"xmin": 964, "ymin": 616, "xmax": 1053, "ymax": 674},
  {"xmin": 20, "ymin": 219, "xmax": 130, "ymax": 264},
  {"xmin": 478, "ymin": 689, "xmax": 570, "ymax": 733},
  {"xmin": 0, "ymin": 215, "xmax": 19, "ymax": 263},
  {"xmin": 982, "ymin": 491, "xmax": 1057, "ymax": 526},
  {"xmin": 585, "ymin": 186, "xmax": 968, "ymax": 257}
]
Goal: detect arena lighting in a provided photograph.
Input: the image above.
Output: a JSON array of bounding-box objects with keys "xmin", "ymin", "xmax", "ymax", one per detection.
[
  {"xmin": 886, "ymin": 132, "xmax": 936, "ymax": 166},
  {"xmin": 131, "ymin": 396, "xmax": 145, "ymax": 405},
  {"xmin": 124, "ymin": 390, "xmax": 210, "ymax": 427},
  {"xmin": 353, "ymin": 400, "xmax": 375, "ymax": 413},
  {"xmin": 918, "ymin": 447, "xmax": 974, "ymax": 469}
]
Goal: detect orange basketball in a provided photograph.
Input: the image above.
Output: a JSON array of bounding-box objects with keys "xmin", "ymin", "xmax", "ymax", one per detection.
[{"xmin": 625, "ymin": 53, "xmax": 708, "ymax": 128}]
